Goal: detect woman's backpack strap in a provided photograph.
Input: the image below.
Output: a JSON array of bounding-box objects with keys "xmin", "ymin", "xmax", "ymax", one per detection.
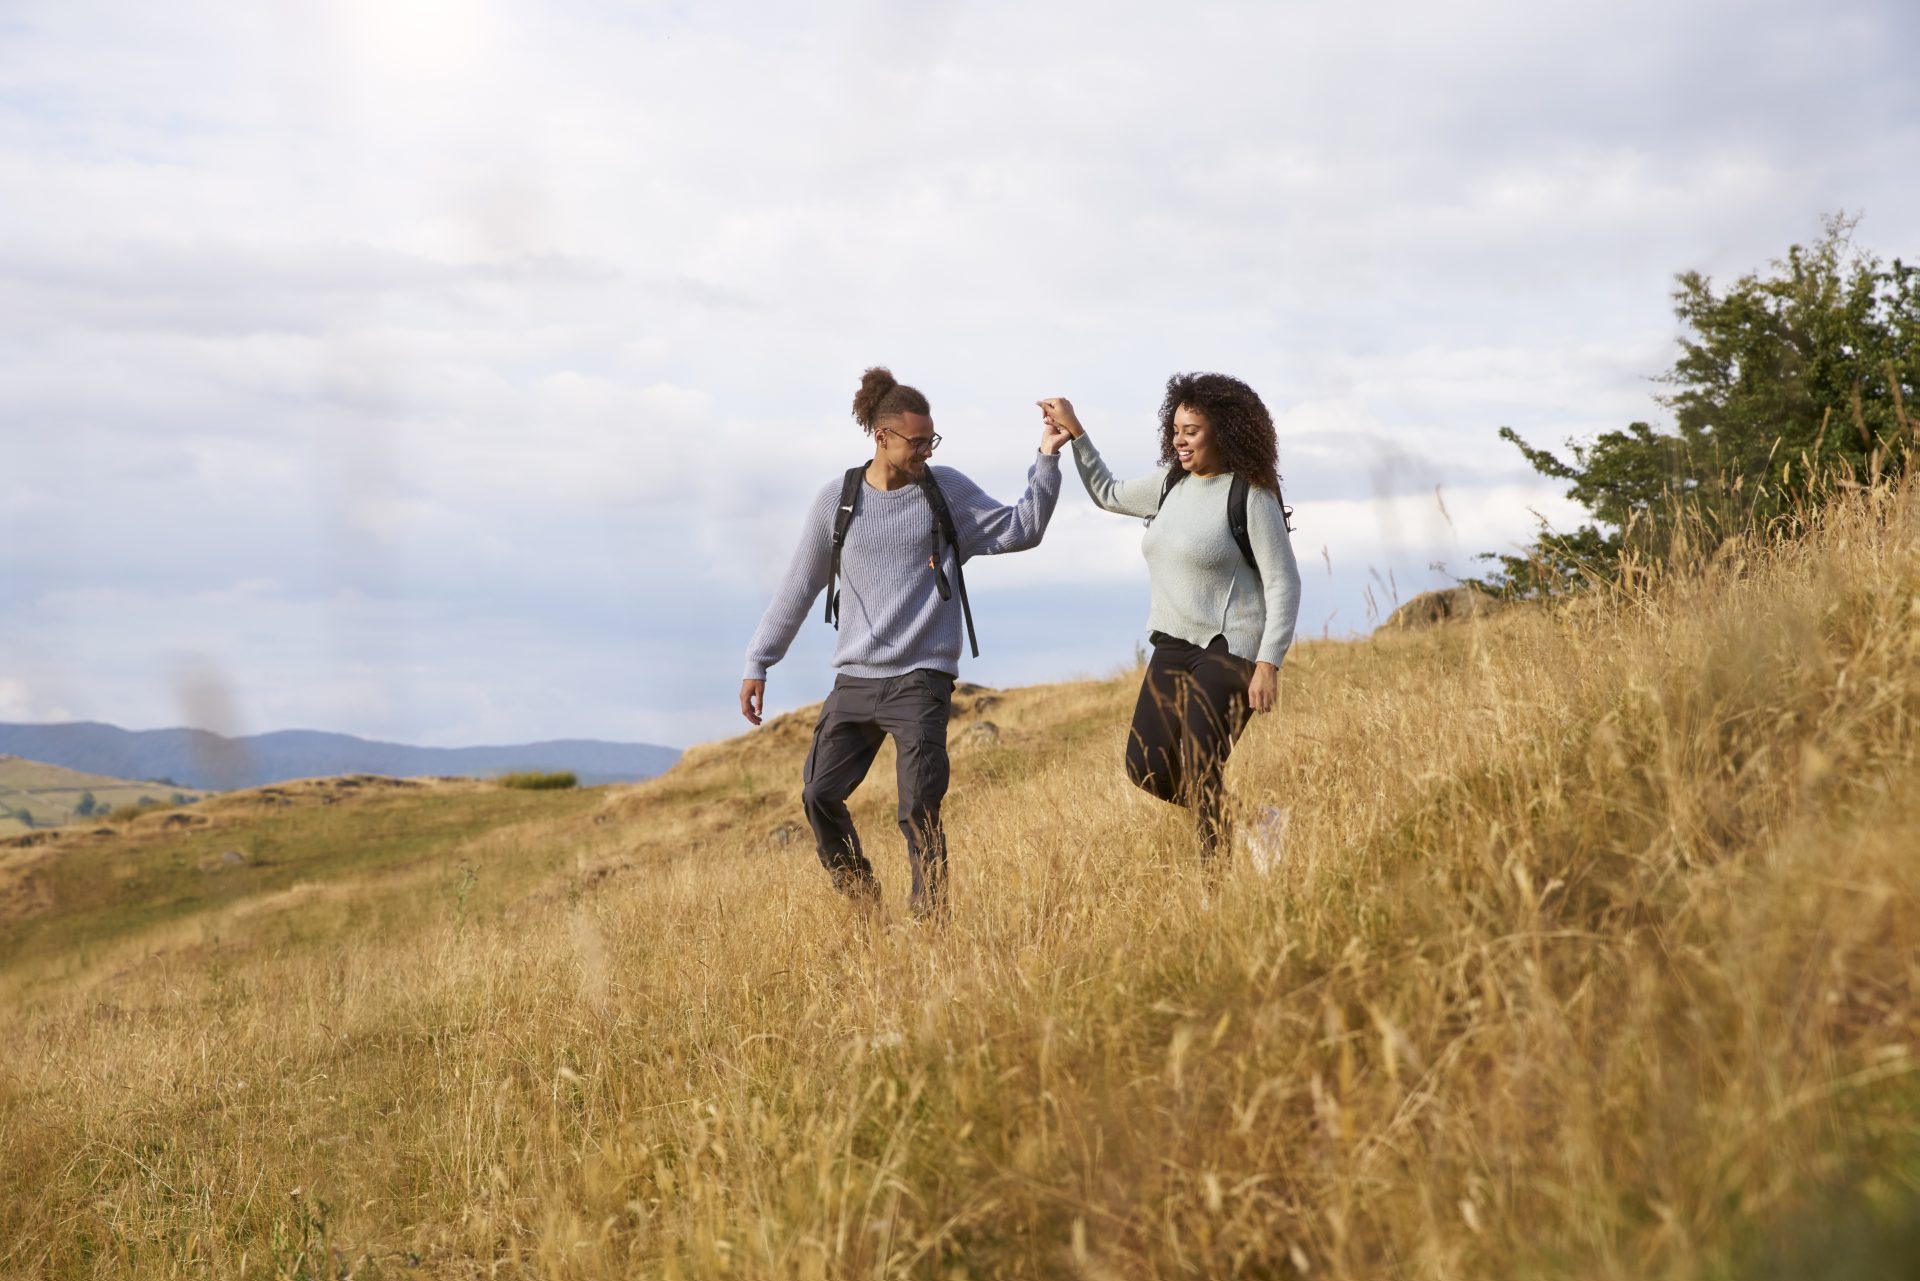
[
  {"xmin": 1228, "ymin": 473, "xmax": 1256, "ymax": 573},
  {"xmin": 1161, "ymin": 468, "xmax": 1295, "ymax": 576},
  {"xmin": 1157, "ymin": 467, "xmax": 1182, "ymax": 512}
]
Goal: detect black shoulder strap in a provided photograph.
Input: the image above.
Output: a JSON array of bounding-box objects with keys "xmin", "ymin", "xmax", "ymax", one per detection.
[
  {"xmin": 917, "ymin": 471, "xmax": 979, "ymax": 658},
  {"xmin": 1159, "ymin": 468, "xmax": 1290, "ymax": 573},
  {"xmin": 1228, "ymin": 473, "xmax": 1256, "ymax": 573},
  {"xmin": 822, "ymin": 464, "xmax": 865, "ymax": 629},
  {"xmin": 1229, "ymin": 475, "xmax": 1297, "ymax": 569}
]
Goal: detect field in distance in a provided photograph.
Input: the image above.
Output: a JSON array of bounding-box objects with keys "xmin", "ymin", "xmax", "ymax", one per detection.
[{"xmin": 0, "ymin": 754, "xmax": 205, "ymax": 834}]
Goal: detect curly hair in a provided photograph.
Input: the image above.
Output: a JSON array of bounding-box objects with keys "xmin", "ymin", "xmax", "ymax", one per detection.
[
  {"xmin": 1158, "ymin": 372, "xmax": 1280, "ymax": 493},
  {"xmin": 851, "ymin": 366, "xmax": 931, "ymax": 435}
]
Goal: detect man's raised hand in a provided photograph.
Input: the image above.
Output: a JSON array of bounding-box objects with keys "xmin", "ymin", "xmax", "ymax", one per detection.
[{"xmin": 1036, "ymin": 397, "xmax": 1084, "ymax": 439}]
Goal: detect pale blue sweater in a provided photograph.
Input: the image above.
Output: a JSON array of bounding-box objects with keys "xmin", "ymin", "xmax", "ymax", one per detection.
[
  {"xmin": 1070, "ymin": 433, "xmax": 1301, "ymax": 668},
  {"xmin": 744, "ymin": 456, "xmax": 1061, "ymax": 681}
]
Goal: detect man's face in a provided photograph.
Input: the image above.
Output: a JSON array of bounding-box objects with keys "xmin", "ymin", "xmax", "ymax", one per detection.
[{"xmin": 880, "ymin": 411, "xmax": 939, "ymax": 477}]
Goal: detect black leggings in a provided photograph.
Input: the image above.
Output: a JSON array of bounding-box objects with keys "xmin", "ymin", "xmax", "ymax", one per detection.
[{"xmin": 1125, "ymin": 632, "xmax": 1254, "ymax": 860}]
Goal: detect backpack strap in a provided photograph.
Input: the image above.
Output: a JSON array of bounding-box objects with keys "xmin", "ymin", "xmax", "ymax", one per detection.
[
  {"xmin": 822, "ymin": 464, "xmax": 866, "ymax": 629},
  {"xmin": 1157, "ymin": 467, "xmax": 1182, "ymax": 514},
  {"xmin": 1158, "ymin": 468, "xmax": 1294, "ymax": 573},
  {"xmin": 1228, "ymin": 473, "xmax": 1257, "ymax": 573},
  {"xmin": 916, "ymin": 470, "xmax": 980, "ymax": 658}
]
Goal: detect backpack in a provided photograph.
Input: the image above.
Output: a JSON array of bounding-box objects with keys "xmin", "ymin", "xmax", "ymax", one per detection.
[
  {"xmin": 1153, "ymin": 470, "xmax": 1296, "ymax": 574},
  {"xmin": 822, "ymin": 464, "xmax": 980, "ymax": 658}
]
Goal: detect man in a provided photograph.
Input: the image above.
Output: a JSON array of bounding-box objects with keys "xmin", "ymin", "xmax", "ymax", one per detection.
[{"xmin": 741, "ymin": 367, "xmax": 1070, "ymax": 918}]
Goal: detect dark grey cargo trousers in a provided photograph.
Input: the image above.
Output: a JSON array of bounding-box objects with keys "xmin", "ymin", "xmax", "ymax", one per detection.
[{"xmin": 801, "ymin": 669, "xmax": 955, "ymax": 915}]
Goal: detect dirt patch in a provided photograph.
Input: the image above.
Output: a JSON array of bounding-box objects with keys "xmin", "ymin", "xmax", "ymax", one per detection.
[{"xmin": 0, "ymin": 863, "xmax": 52, "ymax": 922}]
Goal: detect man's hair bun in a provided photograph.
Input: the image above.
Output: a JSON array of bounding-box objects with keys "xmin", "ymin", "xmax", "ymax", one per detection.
[{"xmin": 851, "ymin": 366, "xmax": 930, "ymax": 435}]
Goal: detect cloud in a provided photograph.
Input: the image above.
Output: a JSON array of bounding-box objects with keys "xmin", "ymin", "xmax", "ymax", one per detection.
[
  {"xmin": 4, "ymin": 0, "xmax": 1918, "ymax": 747},
  {"xmin": 0, "ymin": 677, "xmax": 74, "ymax": 724}
]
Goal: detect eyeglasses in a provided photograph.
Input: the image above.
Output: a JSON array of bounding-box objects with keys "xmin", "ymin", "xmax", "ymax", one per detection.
[{"xmin": 880, "ymin": 426, "xmax": 941, "ymax": 455}]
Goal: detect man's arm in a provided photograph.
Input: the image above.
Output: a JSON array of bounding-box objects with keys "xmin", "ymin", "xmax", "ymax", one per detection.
[
  {"xmin": 740, "ymin": 481, "xmax": 838, "ymax": 722},
  {"xmin": 937, "ymin": 449, "xmax": 1063, "ymax": 559}
]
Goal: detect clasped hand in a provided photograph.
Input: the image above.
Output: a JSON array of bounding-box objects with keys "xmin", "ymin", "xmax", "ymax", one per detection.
[{"xmin": 1036, "ymin": 396, "xmax": 1083, "ymax": 443}]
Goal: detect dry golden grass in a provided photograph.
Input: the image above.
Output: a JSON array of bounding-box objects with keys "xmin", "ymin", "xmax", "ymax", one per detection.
[{"xmin": 2, "ymin": 483, "xmax": 1917, "ymax": 1279}]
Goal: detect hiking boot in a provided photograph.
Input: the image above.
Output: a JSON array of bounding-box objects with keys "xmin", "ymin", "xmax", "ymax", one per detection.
[
  {"xmin": 908, "ymin": 893, "xmax": 950, "ymax": 927},
  {"xmin": 830, "ymin": 867, "xmax": 882, "ymax": 907}
]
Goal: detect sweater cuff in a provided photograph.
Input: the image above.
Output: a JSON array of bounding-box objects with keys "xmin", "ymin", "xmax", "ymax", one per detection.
[{"xmin": 743, "ymin": 661, "xmax": 770, "ymax": 681}]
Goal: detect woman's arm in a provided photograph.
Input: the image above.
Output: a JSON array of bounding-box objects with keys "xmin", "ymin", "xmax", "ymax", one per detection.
[
  {"xmin": 1247, "ymin": 486, "xmax": 1303, "ymax": 670},
  {"xmin": 1037, "ymin": 396, "xmax": 1166, "ymax": 518}
]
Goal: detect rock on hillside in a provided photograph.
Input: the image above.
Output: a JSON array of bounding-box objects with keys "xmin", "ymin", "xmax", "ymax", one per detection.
[{"xmin": 1380, "ymin": 584, "xmax": 1505, "ymax": 631}]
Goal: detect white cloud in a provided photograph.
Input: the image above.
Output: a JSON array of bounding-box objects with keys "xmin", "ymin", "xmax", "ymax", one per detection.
[
  {"xmin": 0, "ymin": 678, "xmax": 73, "ymax": 724},
  {"xmin": 4, "ymin": 0, "xmax": 1917, "ymax": 746}
]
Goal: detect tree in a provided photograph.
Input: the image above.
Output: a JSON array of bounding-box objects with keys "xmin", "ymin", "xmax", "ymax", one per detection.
[
  {"xmin": 75, "ymin": 791, "xmax": 98, "ymax": 818},
  {"xmin": 1480, "ymin": 215, "xmax": 1919, "ymax": 595}
]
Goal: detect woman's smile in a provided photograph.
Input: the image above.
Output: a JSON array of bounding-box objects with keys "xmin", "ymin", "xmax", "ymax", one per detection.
[{"xmin": 1171, "ymin": 405, "xmax": 1220, "ymax": 475}]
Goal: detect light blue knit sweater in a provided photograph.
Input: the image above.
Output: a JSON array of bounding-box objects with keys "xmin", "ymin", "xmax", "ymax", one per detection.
[
  {"xmin": 1070, "ymin": 433, "xmax": 1302, "ymax": 668},
  {"xmin": 744, "ymin": 455, "xmax": 1062, "ymax": 681}
]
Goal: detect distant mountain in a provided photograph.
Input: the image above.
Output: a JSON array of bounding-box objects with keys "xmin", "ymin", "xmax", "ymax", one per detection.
[{"xmin": 0, "ymin": 722, "xmax": 680, "ymax": 791}]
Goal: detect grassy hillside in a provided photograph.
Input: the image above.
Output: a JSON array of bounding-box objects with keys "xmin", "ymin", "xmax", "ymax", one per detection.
[
  {"xmin": 2, "ymin": 485, "xmax": 1917, "ymax": 1279},
  {"xmin": 0, "ymin": 756, "xmax": 207, "ymax": 835}
]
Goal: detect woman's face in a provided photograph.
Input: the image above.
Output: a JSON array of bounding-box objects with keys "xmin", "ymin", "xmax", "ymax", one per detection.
[{"xmin": 1172, "ymin": 404, "xmax": 1223, "ymax": 476}]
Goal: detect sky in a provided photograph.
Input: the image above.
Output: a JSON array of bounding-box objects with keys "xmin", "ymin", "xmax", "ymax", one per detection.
[{"xmin": 3, "ymin": 0, "xmax": 1917, "ymax": 750}]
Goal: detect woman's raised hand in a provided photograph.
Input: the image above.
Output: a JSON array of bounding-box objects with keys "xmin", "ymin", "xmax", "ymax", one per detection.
[
  {"xmin": 1036, "ymin": 397, "xmax": 1084, "ymax": 439},
  {"xmin": 1039, "ymin": 416, "xmax": 1072, "ymax": 455}
]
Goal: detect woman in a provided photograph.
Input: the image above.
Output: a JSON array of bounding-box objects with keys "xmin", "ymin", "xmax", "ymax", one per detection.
[
  {"xmin": 1039, "ymin": 373, "xmax": 1301, "ymax": 864},
  {"xmin": 742, "ymin": 367, "xmax": 1071, "ymax": 919}
]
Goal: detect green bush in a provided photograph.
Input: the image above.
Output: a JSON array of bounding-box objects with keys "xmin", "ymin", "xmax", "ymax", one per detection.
[
  {"xmin": 496, "ymin": 771, "xmax": 578, "ymax": 791},
  {"xmin": 1480, "ymin": 214, "xmax": 1919, "ymax": 596}
]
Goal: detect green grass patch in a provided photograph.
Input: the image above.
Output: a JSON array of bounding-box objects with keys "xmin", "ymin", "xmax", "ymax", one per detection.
[
  {"xmin": 495, "ymin": 770, "xmax": 578, "ymax": 790},
  {"xmin": 0, "ymin": 787, "xmax": 603, "ymax": 986}
]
